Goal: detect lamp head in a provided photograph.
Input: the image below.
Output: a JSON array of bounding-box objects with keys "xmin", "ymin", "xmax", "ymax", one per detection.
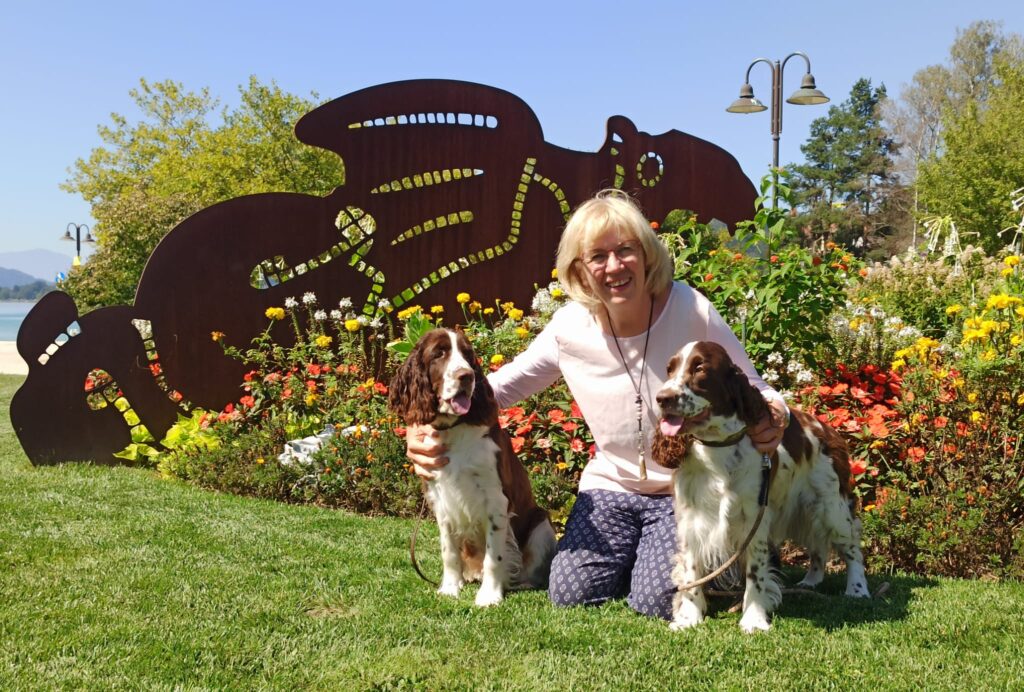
[
  {"xmin": 726, "ymin": 83, "xmax": 768, "ymax": 113},
  {"xmin": 787, "ymin": 73, "xmax": 829, "ymax": 105}
]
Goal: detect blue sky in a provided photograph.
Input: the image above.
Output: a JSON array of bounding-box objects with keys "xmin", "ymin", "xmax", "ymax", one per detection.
[{"xmin": 1, "ymin": 0, "xmax": 1022, "ymax": 263}]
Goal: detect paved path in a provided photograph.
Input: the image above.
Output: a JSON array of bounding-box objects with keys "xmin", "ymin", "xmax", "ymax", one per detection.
[{"xmin": 0, "ymin": 341, "xmax": 28, "ymax": 375}]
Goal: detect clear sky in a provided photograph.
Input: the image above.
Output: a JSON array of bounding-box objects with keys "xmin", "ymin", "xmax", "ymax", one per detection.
[{"xmin": 1, "ymin": 0, "xmax": 1022, "ymax": 261}]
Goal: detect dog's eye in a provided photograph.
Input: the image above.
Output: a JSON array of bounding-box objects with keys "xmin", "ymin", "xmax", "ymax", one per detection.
[{"xmin": 431, "ymin": 347, "xmax": 447, "ymax": 360}]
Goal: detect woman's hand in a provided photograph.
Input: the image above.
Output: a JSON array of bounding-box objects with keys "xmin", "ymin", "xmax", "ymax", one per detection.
[
  {"xmin": 405, "ymin": 423, "xmax": 450, "ymax": 480},
  {"xmin": 748, "ymin": 398, "xmax": 790, "ymax": 455}
]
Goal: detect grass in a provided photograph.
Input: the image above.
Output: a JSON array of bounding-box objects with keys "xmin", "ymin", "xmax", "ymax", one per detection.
[{"xmin": 2, "ymin": 373, "xmax": 1023, "ymax": 690}]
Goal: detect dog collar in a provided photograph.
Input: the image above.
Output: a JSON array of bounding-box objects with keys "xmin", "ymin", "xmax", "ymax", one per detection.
[{"xmin": 692, "ymin": 427, "xmax": 748, "ymax": 447}]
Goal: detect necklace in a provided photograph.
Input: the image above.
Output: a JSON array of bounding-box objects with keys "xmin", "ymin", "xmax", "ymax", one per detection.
[{"xmin": 605, "ymin": 295, "xmax": 656, "ymax": 480}]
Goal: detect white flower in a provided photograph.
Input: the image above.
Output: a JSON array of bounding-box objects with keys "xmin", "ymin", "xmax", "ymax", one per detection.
[
  {"xmin": 884, "ymin": 316, "xmax": 903, "ymax": 328},
  {"xmin": 330, "ymin": 309, "xmax": 343, "ymax": 320},
  {"xmin": 369, "ymin": 317, "xmax": 383, "ymax": 329},
  {"xmin": 763, "ymin": 368, "xmax": 780, "ymax": 384},
  {"xmin": 786, "ymin": 360, "xmax": 802, "ymax": 374},
  {"xmin": 339, "ymin": 297, "xmax": 353, "ymax": 310},
  {"xmin": 869, "ymin": 307, "xmax": 886, "ymax": 319},
  {"xmin": 897, "ymin": 326, "xmax": 921, "ymax": 340},
  {"xmin": 357, "ymin": 315, "xmax": 369, "ymax": 326},
  {"xmin": 302, "ymin": 292, "xmax": 317, "ymax": 305},
  {"xmin": 284, "ymin": 296, "xmax": 298, "ymax": 309},
  {"xmin": 531, "ymin": 288, "xmax": 555, "ymax": 315},
  {"xmin": 377, "ymin": 298, "xmax": 391, "ymax": 309},
  {"xmin": 767, "ymin": 352, "xmax": 784, "ymax": 366},
  {"xmin": 796, "ymin": 370, "xmax": 813, "ymax": 384},
  {"xmin": 313, "ymin": 310, "xmax": 327, "ymax": 321}
]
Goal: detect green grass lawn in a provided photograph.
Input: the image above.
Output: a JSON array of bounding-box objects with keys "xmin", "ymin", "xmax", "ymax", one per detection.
[{"xmin": 2, "ymin": 374, "xmax": 1023, "ymax": 690}]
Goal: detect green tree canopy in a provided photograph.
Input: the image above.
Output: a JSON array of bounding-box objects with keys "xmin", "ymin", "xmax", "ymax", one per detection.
[
  {"xmin": 788, "ymin": 78, "xmax": 898, "ymax": 248},
  {"xmin": 62, "ymin": 77, "xmax": 344, "ymax": 310},
  {"xmin": 917, "ymin": 58, "xmax": 1024, "ymax": 252}
]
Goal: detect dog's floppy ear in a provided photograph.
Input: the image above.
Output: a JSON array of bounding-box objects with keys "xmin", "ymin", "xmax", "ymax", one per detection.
[
  {"xmin": 388, "ymin": 339, "xmax": 436, "ymax": 425},
  {"xmin": 652, "ymin": 430, "xmax": 691, "ymax": 469},
  {"xmin": 727, "ymin": 364, "xmax": 769, "ymax": 429}
]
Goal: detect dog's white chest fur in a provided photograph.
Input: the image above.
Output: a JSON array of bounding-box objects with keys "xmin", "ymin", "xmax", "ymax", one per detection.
[{"xmin": 426, "ymin": 424, "xmax": 505, "ymax": 541}]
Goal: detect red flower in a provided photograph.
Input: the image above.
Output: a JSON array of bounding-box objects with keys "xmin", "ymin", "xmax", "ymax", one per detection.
[
  {"xmin": 570, "ymin": 438, "xmax": 585, "ymax": 453},
  {"xmin": 374, "ymin": 381, "xmax": 388, "ymax": 395},
  {"xmin": 933, "ymin": 416, "xmax": 948, "ymax": 429},
  {"xmin": 649, "ymin": 221, "xmax": 660, "ymax": 230},
  {"xmin": 561, "ymin": 421, "xmax": 578, "ymax": 433},
  {"xmin": 547, "ymin": 409, "xmax": 566, "ymax": 424},
  {"xmin": 769, "ymin": 255, "xmax": 779, "ymax": 263},
  {"xmin": 307, "ymin": 363, "xmax": 322, "ymax": 376},
  {"xmin": 393, "ymin": 426, "xmax": 407, "ymax": 438},
  {"xmin": 149, "ymin": 362, "xmax": 162, "ymax": 377},
  {"xmin": 703, "ymin": 272, "xmax": 715, "ymax": 282},
  {"xmin": 223, "ymin": 403, "xmax": 234, "ymax": 414},
  {"xmin": 906, "ymin": 447, "xmax": 926, "ymax": 463},
  {"xmin": 812, "ymin": 256, "xmax": 822, "ymax": 266},
  {"xmin": 511, "ymin": 436, "xmax": 526, "ymax": 453},
  {"xmin": 239, "ymin": 395, "xmax": 255, "ymax": 408},
  {"xmin": 243, "ymin": 370, "xmax": 258, "ymax": 382},
  {"xmin": 850, "ymin": 458, "xmax": 867, "ymax": 476},
  {"xmin": 570, "ymin": 401, "xmax": 583, "ymax": 419},
  {"xmin": 515, "ymin": 423, "xmax": 533, "ymax": 436},
  {"xmin": 281, "ymin": 388, "xmax": 292, "ymax": 400}
]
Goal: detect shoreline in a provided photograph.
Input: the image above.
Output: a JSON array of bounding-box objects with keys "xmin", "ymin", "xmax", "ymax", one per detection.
[{"xmin": 0, "ymin": 341, "xmax": 28, "ymax": 375}]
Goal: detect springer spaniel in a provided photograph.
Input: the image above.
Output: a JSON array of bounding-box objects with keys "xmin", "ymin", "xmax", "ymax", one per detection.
[
  {"xmin": 653, "ymin": 341, "xmax": 869, "ymax": 633},
  {"xmin": 388, "ymin": 328, "xmax": 556, "ymax": 606}
]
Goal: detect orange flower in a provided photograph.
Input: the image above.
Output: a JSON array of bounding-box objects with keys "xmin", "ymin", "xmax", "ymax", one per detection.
[
  {"xmin": 547, "ymin": 409, "xmax": 566, "ymax": 424},
  {"xmin": 511, "ymin": 436, "xmax": 526, "ymax": 453},
  {"xmin": 907, "ymin": 447, "xmax": 926, "ymax": 463},
  {"xmin": 703, "ymin": 272, "xmax": 714, "ymax": 282},
  {"xmin": 649, "ymin": 221, "xmax": 660, "ymax": 230}
]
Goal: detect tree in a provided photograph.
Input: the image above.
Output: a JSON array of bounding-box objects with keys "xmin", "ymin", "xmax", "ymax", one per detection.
[
  {"xmin": 885, "ymin": 20, "xmax": 1024, "ymax": 184},
  {"xmin": 917, "ymin": 58, "xmax": 1024, "ymax": 251},
  {"xmin": 788, "ymin": 78, "xmax": 898, "ymax": 250},
  {"xmin": 62, "ymin": 77, "xmax": 344, "ymax": 310}
]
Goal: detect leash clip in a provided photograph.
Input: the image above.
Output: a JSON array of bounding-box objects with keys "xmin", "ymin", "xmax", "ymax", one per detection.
[{"xmin": 761, "ymin": 452, "xmax": 772, "ymax": 470}]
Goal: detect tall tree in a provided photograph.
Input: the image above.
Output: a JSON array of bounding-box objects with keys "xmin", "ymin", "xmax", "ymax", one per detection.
[
  {"xmin": 917, "ymin": 58, "xmax": 1024, "ymax": 251},
  {"xmin": 884, "ymin": 20, "xmax": 1024, "ymax": 184},
  {"xmin": 788, "ymin": 78, "xmax": 897, "ymax": 249},
  {"xmin": 62, "ymin": 77, "xmax": 344, "ymax": 310}
]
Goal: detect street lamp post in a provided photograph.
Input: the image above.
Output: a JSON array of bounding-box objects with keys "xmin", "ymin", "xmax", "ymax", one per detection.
[
  {"xmin": 726, "ymin": 52, "xmax": 829, "ymax": 211},
  {"xmin": 62, "ymin": 223, "xmax": 96, "ymax": 266}
]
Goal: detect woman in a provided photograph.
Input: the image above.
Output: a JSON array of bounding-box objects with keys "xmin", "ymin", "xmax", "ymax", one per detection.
[{"xmin": 407, "ymin": 190, "xmax": 788, "ymax": 619}]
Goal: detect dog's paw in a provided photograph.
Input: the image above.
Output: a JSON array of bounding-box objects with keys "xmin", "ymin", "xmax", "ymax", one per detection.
[
  {"xmin": 795, "ymin": 576, "xmax": 822, "ymax": 589},
  {"xmin": 739, "ymin": 607, "xmax": 771, "ymax": 633},
  {"xmin": 437, "ymin": 578, "xmax": 464, "ymax": 598},
  {"xmin": 845, "ymin": 581, "xmax": 871, "ymax": 598},
  {"xmin": 474, "ymin": 584, "xmax": 504, "ymax": 607},
  {"xmin": 669, "ymin": 604, "xmax": 704, "ymax": 631}
]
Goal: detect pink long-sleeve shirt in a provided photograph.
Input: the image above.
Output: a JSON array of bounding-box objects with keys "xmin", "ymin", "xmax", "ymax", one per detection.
[{"xmin": 488, "ymin": 282, "xmax": 782, "ymax": 495}]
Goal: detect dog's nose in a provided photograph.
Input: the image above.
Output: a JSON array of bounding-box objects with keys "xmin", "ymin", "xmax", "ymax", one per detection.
[{"xmin": 655, "ymin": 391, "xmax": 678, "ymax": 409}]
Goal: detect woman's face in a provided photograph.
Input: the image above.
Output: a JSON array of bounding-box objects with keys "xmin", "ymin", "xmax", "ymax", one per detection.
[{"xmin": 580, "ymin": 227, "xmax": 646, "ymax": 309}]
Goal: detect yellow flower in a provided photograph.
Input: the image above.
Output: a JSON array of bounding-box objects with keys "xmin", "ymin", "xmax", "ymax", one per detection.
[
  {"xmin": 551, "ymin": 287, "xmax": 564, "ymax": 298},
  {"xmin": 483, "ymin": 307, "xmax": 495, "ymax": 315},
  {"xmin": 316, "ymin": 335, "xmax": 333, "ymax": 348},
  {"xmin": 1003, "ymin": 267, "xmax": 1015, "ymax": 278},
  {"xmin": 396, "ymin": 305, "xmax": 422, "ymax": 320},
  {"xmin": 970, "ymin": 411, "xmax": 984, "ymax": 423},
  {"xmin": 1016, "ymin": 307, "xmax": 1024, "ymax": 319},
  {"xmin": 508, "ymin": 308, "xmax": 524, "ymax": 321},
  {"xmin": 953, "ymin": 377, "xmax": 964, "ymax": 389},
  {"xmin": 256, "ymin": 457, "xmax": 265, "ymax": 465},
  {"xmin": 345, "ymin": 319, "xmax": 361, "ymax": 332},
  {"xmin": 516, "ymin": 327, "xmax": 530, "ymax": 338},
  {"xmin": 550, "ymin": 268, "xmax": 558, "ymax": 279},
  {"xmin": 469, "ymin": 300, "xmax": 482, "ymax": 314},
  {"xmin": 500, "ymin": 301, "xmax": 515, "ymax": 314},
  {"xmin": 431, "ymin": 305, "xmax": 444, "ymax": 315},
  {"xmin": 490, "ymin": 354, "xmax": 505, "ymax": 365},
  {"xmin": 986, "ymin": 293, "xmax": 1022, "ymax": 311},
  {"xmin": 980, "ymin": 348, "xmax": 997, "ymax": 362},
  {"xmin": 210, "ymin": 331, "xmax": 225, "ymax": 342},
  {"xmin": 891, "ymin": 358, "xmax": 906, "ymax": 371},
  {"xmin": 265, "ymin": 307, "xmax": 285, "ymax": 320},
  {"xmin": 863, "ymin": 504, "xmax": 876, "ymax": 512},
  {"xmin": 456, "ymin": 292, "xmax": 470, "ymax": 304},
  {"xmin": 1017, "ymin": 393, "xmax": 1024, "ymax": 406},
  {"xmin": 1005, "ymin": 255, "xmax": 1021, "ymax": 267},
  {"xmin": 967, "ymin": 392, "xmax": 978, "ymax": 403},
  {"xmin": 1012, "ymin": 334, "xmax": 1023, "ymax": 347},
  {"xmin": 945, "ymin": 304, "xmax": 963, "ymax": 316},
  {"xmin": 305, "ymin": 392, "xmax": 318, "ymax": 406},
  {"xmin": 848, "ymin": 318, "xmax": 862, "ymax": 331}
]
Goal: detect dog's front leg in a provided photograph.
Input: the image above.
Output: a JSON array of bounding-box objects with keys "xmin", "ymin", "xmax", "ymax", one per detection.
[
  {"xmin": 437, "ymin": 520, "xmax": 465, "ymax": 598},
  {"xmin": 670, "ymin": 543, "xmax": 707, "ymax": 630},
  {"xmin": 739, "ymin": 517, "xmax": 780, "ymax": 633},
  {"xmin": 475, "ymin": 498, "xmax": 509, "ymax": 607}
]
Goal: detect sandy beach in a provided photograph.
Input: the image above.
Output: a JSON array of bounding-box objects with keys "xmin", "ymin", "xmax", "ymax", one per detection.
[{"xmin": 0, "ymin": 341, "xmax": 28, "ymax": 375}]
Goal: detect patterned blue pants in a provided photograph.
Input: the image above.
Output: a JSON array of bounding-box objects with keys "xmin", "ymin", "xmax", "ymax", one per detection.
[{"xmin": 548, "ymin": 489, "xmax": 676, "ymax": 619}]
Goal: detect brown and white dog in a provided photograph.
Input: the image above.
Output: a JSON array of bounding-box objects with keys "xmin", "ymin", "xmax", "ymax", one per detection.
[
  {"xmin": 388, "ymin": 328, "xmax": 556, "ymax": 606},
  {"xmin": 653, "ymin": 341, "xmax": 869, "ymax": 633}
]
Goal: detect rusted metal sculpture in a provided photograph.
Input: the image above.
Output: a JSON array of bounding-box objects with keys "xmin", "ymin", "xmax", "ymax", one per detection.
[{"xmin": 12, "ymin": 79, "xmax": 755, "ymax": 465}]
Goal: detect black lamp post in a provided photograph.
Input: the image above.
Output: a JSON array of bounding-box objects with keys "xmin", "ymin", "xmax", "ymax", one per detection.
[
  {"xmin": 727, "ymin": 52, "xmax": 829, "ymax": 211},
  {"xmin": 62, "ymin": 223, "xmax": 95, "ymax": 266}
]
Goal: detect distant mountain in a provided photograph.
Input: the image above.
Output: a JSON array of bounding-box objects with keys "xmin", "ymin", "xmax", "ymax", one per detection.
[
  {"xmin": 0, "ymin": 267, "xmax": 40, "ymax": 288},
  {"xmin": 0, "ymin": 249, "xmax": 74, "ymax": 281}
]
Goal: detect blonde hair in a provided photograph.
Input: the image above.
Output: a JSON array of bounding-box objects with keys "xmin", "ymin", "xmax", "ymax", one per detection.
[{"xmin": 555, "ymin": 189, "xmax": 673, "ymax": 313}]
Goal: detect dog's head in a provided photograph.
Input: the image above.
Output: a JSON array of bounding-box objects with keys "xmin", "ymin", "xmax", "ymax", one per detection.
[
  {"xmin": 388, "ymin": 328, "xmax": 495, "ymax": 427},
  {"xmin": 654, "ymin": 341, "xmax": 768, "ymax": 442}
]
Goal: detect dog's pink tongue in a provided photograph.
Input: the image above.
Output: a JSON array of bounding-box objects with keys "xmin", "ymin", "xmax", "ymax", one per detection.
[
  {"xmin": 449, "ymin": 393, "xmax": 471, "ymax": 415},
  {"xmin": 660, "ymin": 416, "xmax": 684, "ymax": 436}
]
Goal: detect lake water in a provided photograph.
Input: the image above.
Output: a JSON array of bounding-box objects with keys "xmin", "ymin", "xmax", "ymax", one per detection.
[{"xmin": 0, "ymin": 301, "xmax": 34, "ymax": 341}]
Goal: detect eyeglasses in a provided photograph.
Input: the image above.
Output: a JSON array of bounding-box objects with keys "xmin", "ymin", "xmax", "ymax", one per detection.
[{"xmin": 581, "ymin": 243, "xmax": 639, "ymax": 269}]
